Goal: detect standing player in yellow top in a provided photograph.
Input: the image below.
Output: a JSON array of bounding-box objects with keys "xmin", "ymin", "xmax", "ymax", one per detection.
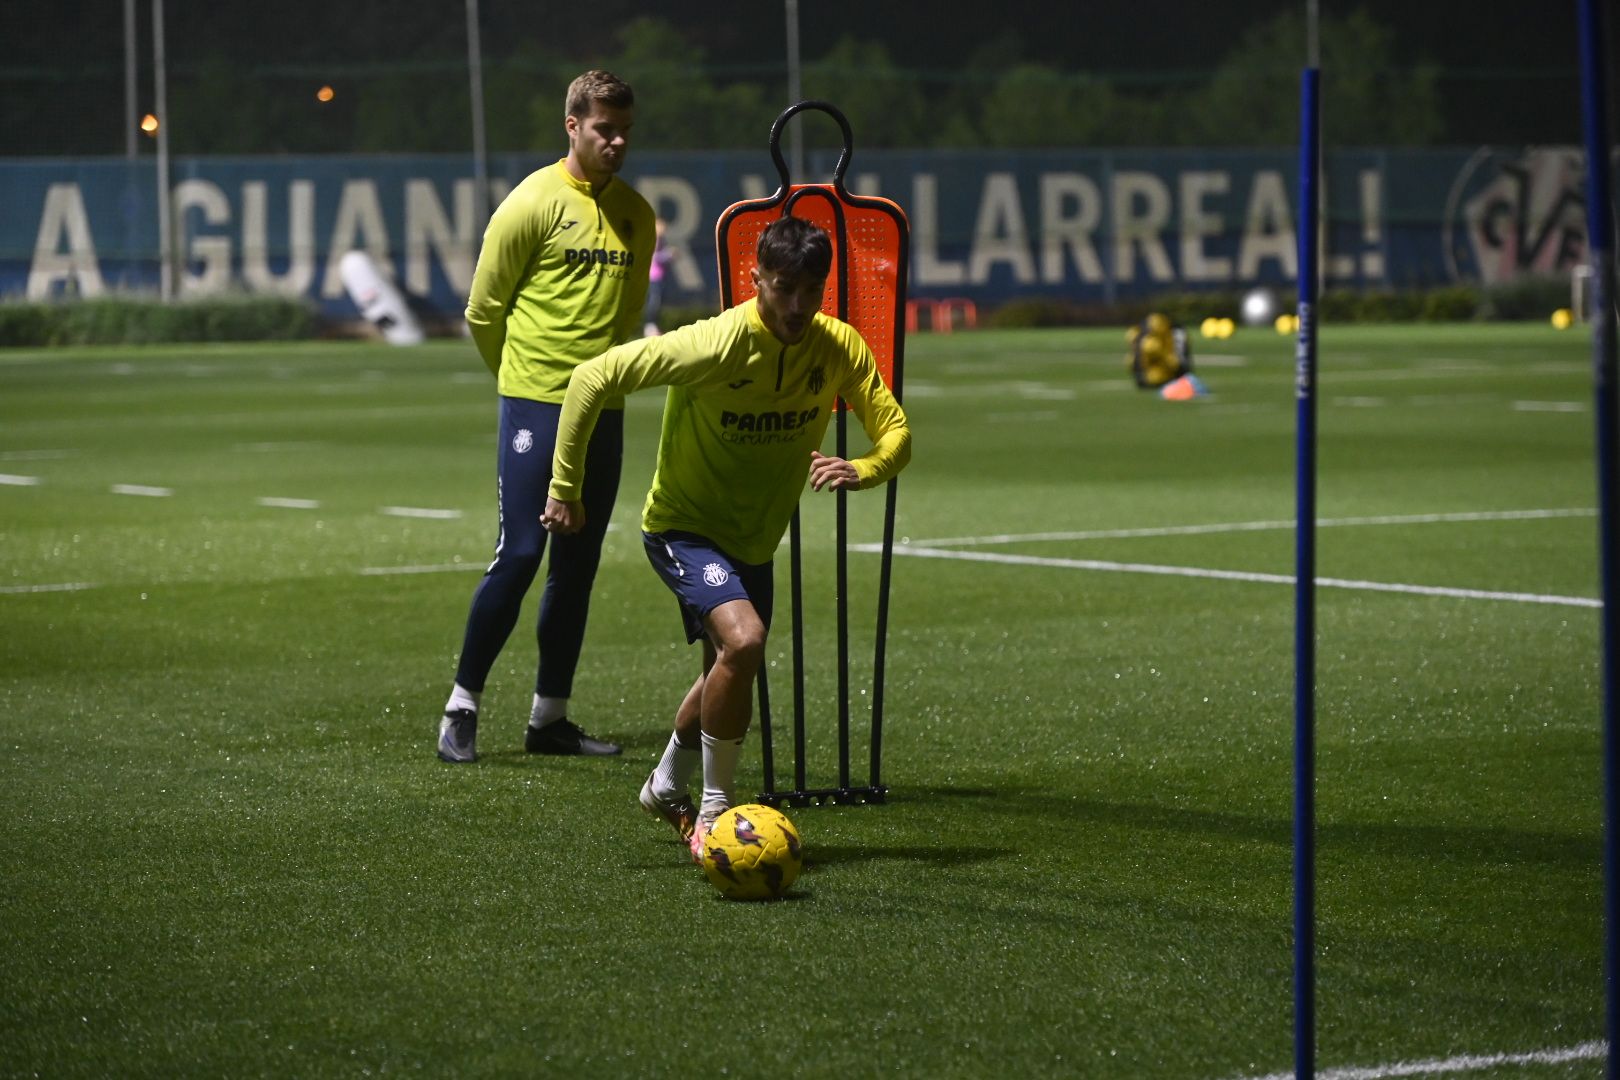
[
  {"xmin": 543, "ymin": 216, "xmax": 911, "ymax": 861},
  {"xmin": 438, "ymin": 70, "xmax": 655, "ymax": 764}
]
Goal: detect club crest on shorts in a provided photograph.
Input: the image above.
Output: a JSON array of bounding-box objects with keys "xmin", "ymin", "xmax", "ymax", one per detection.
[
  {"xmin": 702, "ymin": 562, "xmax": 729, "ymax": 587},
  {"xmin": 512, "ymin": 429, "xmax": 534, "ymax": 454}
]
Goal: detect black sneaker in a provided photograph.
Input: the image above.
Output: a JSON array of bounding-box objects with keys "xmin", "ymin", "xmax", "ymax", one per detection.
[
  {"xmin": 525, "ymin": 718, "xmax": 621, "ymax": 756},
  {"xmin": 438, "ymin": 708, "xmax": 478, "ymax": 763}
]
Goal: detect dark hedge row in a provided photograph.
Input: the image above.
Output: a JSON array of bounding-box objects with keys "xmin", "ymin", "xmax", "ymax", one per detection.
[
  {"xmin": 0, "ymin": 295, "xmax": 318, "ymax": 347},
  {"xmin": 1, "ymin": 275, "xmax": 1578, "ymax": 348}
]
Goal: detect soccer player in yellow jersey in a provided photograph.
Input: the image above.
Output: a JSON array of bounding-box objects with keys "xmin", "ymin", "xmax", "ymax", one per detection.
[
  {"xmin": 437, "ymin": 70, "xmax": 655, "ymax": 764},
  {"xmin": 543, "ymin": 216, "xmax": 912, "ymax": 861}
]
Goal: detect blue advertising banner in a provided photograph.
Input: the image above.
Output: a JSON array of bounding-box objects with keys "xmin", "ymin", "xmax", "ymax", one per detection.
[{"xmin": 1, "ymin": 147, "xmax": 1590, "ymax": 318}]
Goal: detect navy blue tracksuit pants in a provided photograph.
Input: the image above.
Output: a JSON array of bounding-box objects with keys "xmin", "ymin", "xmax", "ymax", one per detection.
[{"xmin": 454, "ymin": 395, "xmax": 623, "ymax": 698}]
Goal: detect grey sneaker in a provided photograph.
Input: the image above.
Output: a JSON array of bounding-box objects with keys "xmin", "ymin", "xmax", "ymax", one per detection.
[
  {"xmin": 639, "ymin": 771, "xmax": 698, "ymax": 841},
  {"xmin": 437, "ymin": 708, "xmax": 478, "ymax": 763}
]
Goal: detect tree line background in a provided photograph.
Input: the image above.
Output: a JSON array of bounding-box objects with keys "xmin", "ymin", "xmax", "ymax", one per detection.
[{"xmin": 4, "ymin": 4, "xmax": 1590, "ymax": 157}]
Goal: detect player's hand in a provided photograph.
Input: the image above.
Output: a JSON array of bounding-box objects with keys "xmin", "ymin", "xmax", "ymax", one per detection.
[
  {"xmin": 541, "ymin": 496, "xmax": 585, "ymax": 534},
  {"xmin": 809, "ymin": 451, "xmax": 860, "ymax": 492}
]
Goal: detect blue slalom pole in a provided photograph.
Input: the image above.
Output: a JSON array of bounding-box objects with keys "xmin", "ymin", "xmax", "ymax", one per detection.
[
  {"xmin": 1576, "ymin": 1, "xmax": 1619, "ymax": 1073},
  {"xmin": 1294, "ymin": 65, "xmax": 1321, "ymax": 1080}
]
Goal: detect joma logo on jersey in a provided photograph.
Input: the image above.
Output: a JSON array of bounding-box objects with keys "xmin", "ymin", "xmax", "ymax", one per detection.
[
  {"xmin": 565, "ymin": 248, "xmax": 637, "ymax": 267},
  {"xmin": 720, "ymin": 406, "xmax": 819, "ymax": 433}
]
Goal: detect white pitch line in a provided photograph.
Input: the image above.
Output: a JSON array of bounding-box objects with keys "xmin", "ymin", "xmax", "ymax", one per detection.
[
  {"xmin": 379, "ymin": 506, "xmax": 464, "ymax": 520},
  {"xmin": 1227, "ymin": 1037, "xmax": 1604, "ymax": 1080},
  {"xmin": 257, "ymin": 497, "xmax": 321, "ymax": 510},
  {"xmin": 0, "ymin": 474, "xmax": 41, "ymax": 486},
  {"xmin": 359, "ymin": 563, "xmax": 481, "ymax": 576},
  {"xmin": 235, "ymin": 441, "xmax": 326, "ymax": 453},
  {"xmin": 1334, "ymin": 363, "xmax": 1496, "ymax": 382},
  {"xmin": 879, "ymin": 546, "xmax": 1599, "ymax": 609},
  {"xmin": 1015, "ymin": 384, "xmax": 1077, "ymax": 400},
  {"xmin": 0, "ymin": 449, "xmax": 73, "ymax": 461},
  {"xmin": 110, "ymin": 484, "xmax": 173, "ymax": 497},
  {"xmin": 0, "ymin": 582, "xmax": 97, "ymax": 595},
  {"xmin": 1513, "ymin": 400, "xmax": 1585, "ymax": 413},
  {"xmin": 894, "ymin": 508, "xmax": 1596, "ymax": 550}
]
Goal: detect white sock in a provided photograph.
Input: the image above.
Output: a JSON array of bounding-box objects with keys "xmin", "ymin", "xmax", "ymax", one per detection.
[
  {"xmin": 529, "ymin": 695, "xmax": 568, "ymax": 728},
  {"xmin": 699, "ymin": 731, "xmax": 745, "ymax": 821},
  {"xmin": 445, "ymin": 684, "xmax": 480, "ymax": 715},
  {"xmin": 651, "ymin": 731, "xmax": 702, "ymax": 798}
]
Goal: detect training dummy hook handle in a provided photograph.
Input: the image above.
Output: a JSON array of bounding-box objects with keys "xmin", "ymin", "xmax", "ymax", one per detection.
[{"xmin": 768, "ymin": 100, "xmax": 856, "ymax": 196}]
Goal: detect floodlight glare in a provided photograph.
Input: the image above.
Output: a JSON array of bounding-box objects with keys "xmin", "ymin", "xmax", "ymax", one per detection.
[{"xmin": 1241, "ymin": 287, "xmax": 1278, "ymax": 326}]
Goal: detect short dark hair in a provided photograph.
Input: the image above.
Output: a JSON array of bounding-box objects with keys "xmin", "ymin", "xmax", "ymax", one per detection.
[
  {"xmin": 565, "ymin": 70, "xmax": 634, "ymax": 120},
  {"xmin": 757, "ymin": 216, "xmax": 832, "ymax": 281}
]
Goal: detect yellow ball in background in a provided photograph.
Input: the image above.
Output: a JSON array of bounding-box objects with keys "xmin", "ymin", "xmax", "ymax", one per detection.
[
  {"xmin": 1217, "ymin": 317, "xmax": 1236, "ymax": 339},
  {"xmin": 1274, "ymin": 313, "xmax": 1299, "ymax": 334},
  {"xmin": 1551, "ymin": 308, "xmax": 1574, "ymax": 330},
  {"xmin": 1200, "ymin": 317, "xmax": 1219, "ymax": 339}
]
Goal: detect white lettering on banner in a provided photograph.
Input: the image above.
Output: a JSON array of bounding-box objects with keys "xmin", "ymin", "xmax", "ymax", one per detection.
[
  {"xmin": 12, "ymin": 164, "xmax": 1392, "ymax": 305},
  {"xmin": 1324, "ymin": 170, "xmax": 1385, "ymax": 282},
  {"xmin": 405, "ymin": 179, "xmax": 477, "ymax": 297},
  {"xmin": 241, "ymin": 180, "xmax": 317, "ymax": 295},
  {"xmin": 968, "ymin": 173, "xmax": 1036, "ymax": 285},
  {"xmin": 175, "ymin": 179, "xmax": 232, "ymax": 294},
  {"xmin": 1111, "ymin": 172, "xmax": 1175, "ymax": 283},
  {"xmin": 912, "ymin": 173, "xmax": 966, "ymax": 286},
  {"xmin": 1237, "ymin": 170, "xmax": 1296, "ymax": 279},
  {"xmin": 1040, "ymin": 173, "xmax": 1105, "ymax": 284},
  {"xmin": 1179, "ymin": 171, "xmax": 1232, "ymax": 282},
  {"xmin": 322, "ymin": 180, "xmax": 391, "ymax": 299},
  {"xmin": 1357, "ymin": 168, "xmax": 1385, "ymax": 279},
  {"xmin": 27, "ymin": 183, "xmax": 104, "ymax": 299},
  {"xmin": 638, "ymin": 176, "xmax": 705, "ymax": 291}
]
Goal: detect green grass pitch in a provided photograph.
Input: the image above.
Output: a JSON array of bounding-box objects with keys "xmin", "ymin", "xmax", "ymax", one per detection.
[{"xmin": 0, "ymin": 322, "xmax": 1604, "ymax": 1077}]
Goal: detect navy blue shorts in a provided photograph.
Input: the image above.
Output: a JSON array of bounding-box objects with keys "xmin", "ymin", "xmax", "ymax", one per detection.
[{"xmin": 643, "ymin": 531, "xmax": 774, "ymax": 644}]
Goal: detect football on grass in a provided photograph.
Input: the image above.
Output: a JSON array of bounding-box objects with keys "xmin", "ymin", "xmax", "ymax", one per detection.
[{"xmin": 701, "ymin": 803, "xmax": 803, "ymax": 900}]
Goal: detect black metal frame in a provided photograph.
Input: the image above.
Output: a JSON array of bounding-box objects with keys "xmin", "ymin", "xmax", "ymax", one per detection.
[{"xmin": 713, "ymin": 100, "xmax": 908, "ymax": 807}]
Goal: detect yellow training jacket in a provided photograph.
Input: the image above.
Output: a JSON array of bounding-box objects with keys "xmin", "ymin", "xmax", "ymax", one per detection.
[
  {"xmin": 464, "ymin": 159, "xmax": 654, "ymax": 405},
  {"xmin": 551, "ymin": 299, "xmax": 911, "ymax": 565}
]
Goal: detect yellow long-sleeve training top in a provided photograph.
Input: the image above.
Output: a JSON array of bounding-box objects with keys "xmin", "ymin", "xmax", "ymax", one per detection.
[
  {"xmin": 550, "ymin": 298, "xmax": 911, "ymax": 565},
  {"xmin": 464, "ymin": 159, "xmax": 654, "ymax": 405}
]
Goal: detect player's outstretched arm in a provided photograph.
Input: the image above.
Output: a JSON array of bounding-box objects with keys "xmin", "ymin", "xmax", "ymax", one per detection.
[{"xmin": 552, "ymin": 313, "xmax": 739, "ymax": 503}]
